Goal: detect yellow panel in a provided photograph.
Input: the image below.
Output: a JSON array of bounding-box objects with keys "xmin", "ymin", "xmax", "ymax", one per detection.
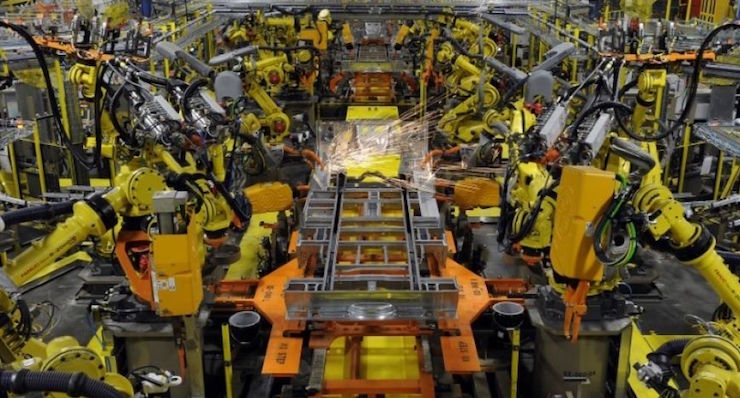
[
  {"xmin": 224, "ymin": 212, "xmax": 279, "ymax": 280},
  {"xmin": 30, "ymin": 251, "xmax": 92, "ymax": 283},
  {"xmin": 152, "ymin": 231, "xmax": 203, "ymax": 316},
  {"xmin": 244, "ymin": 182, "xmax": 293, "ymax": 214},
  {"xmin": 363, "ymin": 336, "xmax": 419, "ymax": 380},
  {"xmin": 153, "ymin": 273, "xmax": 202, "ymax": 316},
  {"xmin": 551, "ymin": 166, "xmax": 615, "ymax": 281},
  {"xmin": 453, "ymin": 178, "xmax": 500, "ymax": 209},
  {"xmin": 324, "ymin": 336, "xmax": 420, "ymax": 398},
  {"xmin": 59, "ymin": 178, "xmax": 110, "ymax": 188},
  {"xmin": 324, "ymin": 337, "xmax": 349, "ymax": 381},
  {"xmin": 465, "ymin": 207, "xmax": 501, "ymax": 217},
  {"xmin": 152, "ymin": 235, "xmax": 190, "ymax": 273},
  {"xmin": 346, "ymin": 106, "xmax": 400, "ymax": 121},
  {"xmin": 345, "ymin": 154, "xmax": 402, "ymax": 180}
]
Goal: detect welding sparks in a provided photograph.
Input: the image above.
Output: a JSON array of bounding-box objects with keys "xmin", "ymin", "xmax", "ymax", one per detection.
[
  {"xmin": 319, "ymin": 96, "xmax": 447, "ymax": 176},
  {"xmin": 313, "ymin": 94, "xmax": 494, "ymax": 199}
]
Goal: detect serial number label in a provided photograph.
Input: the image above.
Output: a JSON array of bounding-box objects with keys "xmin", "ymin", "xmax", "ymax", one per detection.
[
  {"xmin": 275, "ymin": 342, "xmax": 289, "ymax": 365},
  {"xmin": 458, "ymin": 340, "xmax": 471, "ymax": 363}
]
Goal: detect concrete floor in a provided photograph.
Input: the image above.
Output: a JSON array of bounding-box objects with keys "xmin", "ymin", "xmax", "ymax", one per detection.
[
  {"xmin": 474, "ymin": 223, "xmax": 718, "ymax": 335},
  {"xmin": 0, "ymin": 222, "xmax": 720, "ymax": 345}
]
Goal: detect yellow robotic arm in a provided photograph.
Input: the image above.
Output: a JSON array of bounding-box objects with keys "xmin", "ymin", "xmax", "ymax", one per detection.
[
  {"xmin": 4, "ymin": 166, "xmax": 167, "ymax": 286},
  {"xmin": 245, "ymin": 79, "xmax": 291, "ymax": 141},
  {"xmin": 633, "ymin": 183, "xmax": 740, "ymax": 316},
  {"xmin": 0, "ymin": 288, "xmax": 133, "ymax": 397},
  {"xmin": 149, "ymin": 146, "xmax": 236, "ymax": 239},
  {"xmin": 435, "ymin": 42, "xmax": 502, "ymax": 142},
  {"xmin": 633, "ymin": 183, "xmax": 740, "ymax": 398},
  {"xmin": 224, "ymin": 52, "xmax": 294, "ymax": 142}
]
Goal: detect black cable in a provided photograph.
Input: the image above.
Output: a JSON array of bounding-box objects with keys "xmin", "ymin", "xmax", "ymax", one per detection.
[
  {"xmin": 610, "ymin": 58, "xmax": 622, "ymax": 100},
  {"xmin": 257, "ymin": 45, "xmax": 322, "ymax": 56},
  {"xmin": 509, "ymin": 179, "xmax": 557, "ymax": 243},
  {"xmin": 667, "ymin": 21, "xmax": 740, "ymax": 137},
  {"xmin": 180, "ymin": 78, "xmax": 208, "ymax": 119},
  {"xmin": 627, "ymin": 21, "xmax": 739, "ymax": 141},
  {"xmin": 225, "ymin": 119, "xmax": 241, "ymax": 188},
  {"xmin": 497, "ymin": 76, "xmax": 530, "ymax": 109},
  {"xmin": 135, "ymin": 70, "xmax": 170, "ymax": 87},
  {"xmin": 496, "ymin": 157, "xmax": 517, "ymax": 245},
  {"xmin": 271, "ymin": 5, "xmax": 312, "ymax": 15},
  {"xmin": 569, "ymin": 22, "xmax": 740, "ymax": 143},
  {"xmin": 618, "ymin": 78, "xmax": 638, "ymax": 99},
  {"xmin": 15, "ymin": 299, "xmax": 32, "ymax": 340},
  {"xmin": 0, "ymin": 369, "xmax": 124, "ymax": 397},
  {"xmin": 107, "ymin": 82, "xmax": 129, "ymax": 138},
  {"xmin": 568, "ymin": 101, "xmax": 632, "ymax": 139},
  {"xmin": 93, "ymin": 62, "xmax": 107, "ymax": 170},
  {"xmin": 0, "ymin": 21, "xmax": 98, "ymax": 169}
]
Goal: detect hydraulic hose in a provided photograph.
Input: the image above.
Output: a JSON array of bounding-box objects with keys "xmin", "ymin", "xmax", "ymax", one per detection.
[
  {"xmin": 0, "ymin": 369, "xmax": 124, "ymax": 397},
  {"xmin": 625, "ymin": 21, "xmax": 739, "ymax": 141},
  {"xmin": 134, "ymin": 70, "xmax": 170, "ymax": 87},
  {"xmin": 568, "ymin": 101, "xmax": 632, "ymax": 139},
  {"xmin": 92, "ymin": 62, "xmax": 108, "ymax": 170},
  {"xmin": 180, "ymin": 78, "xmax": 209, "ymax": 120},
  {"xmin": 573, "ymin": 22, "xmax": 740, "ymax": 142},
  {"xmin": 640, "ymin": 339, "xmax": 689, "ymax": 398},
  {"xmin": 648, "ymin": 338, "xmax": 691, "ymax": 369},
  {"xmin": 0, "ymin": 21, "xmax": 98, "ymax": 170},
  {"xmin": 0, "ymin": 200, "xmax": 76, "ymax": 232},
  {"xmin": 107, "ymin": 83, "xmax": 127, "ymax": 137},
  {"xmin": 617, "ymin": 78, "xmax": 638, "ymax": 99},
  {"xmin": 664, "ymin": 21, "xmax": 740, "ymax": 139}
]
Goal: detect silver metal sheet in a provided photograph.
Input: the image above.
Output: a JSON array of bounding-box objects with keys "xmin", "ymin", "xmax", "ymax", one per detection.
[{"xmin": 289, "ymin": 186, "xmax": 457, "ymax": 321}]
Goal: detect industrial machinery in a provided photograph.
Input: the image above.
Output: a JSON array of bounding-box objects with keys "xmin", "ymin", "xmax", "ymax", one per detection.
[{"xmin": 0, "ymin": 1, "xmax": 736, "ymax": 397}]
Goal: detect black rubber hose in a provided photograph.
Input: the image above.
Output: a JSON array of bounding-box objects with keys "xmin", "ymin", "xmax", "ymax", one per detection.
[
  {"xmin": 625, "ymin": 21, "xmax": 740, "ymax": 141},
  {"xmin": 271, "ymin": 5, "xmax": 312, "ymax": 16},
  {"xmin": 15, "ymin": 299, "xmax": 32, "ymax": 340},
  {"xmin": 0, "ymin": 200, "xmax": 76, "ymax": 232},
  {"xmin": 135, "ymin": 71, "xmax": 169, "ymax": 87},
  {"xmin": 257, "ymin": 45, "xmax": 322, "ymax": 56},
  {"xmin": 211, "ymin": 176, "xmax": 250, "ymax": 224},
  {"xmin": 225, "ymin": 120, "xmax": 241, "ymax": 188},
  {"xmin": 180, "ymin": 78, "xmax": 208, "ymax": 120},
  {"xmin": 568, "ymin": 101, "xmax": 632, "ymax": 139},
  {"xmin": 611, "ymin": 59, "xmax": 623, "ymax": 99},
  {"xmin": 0, "ymin": 369, "xmax": 124, "ymax": 397},
  {"xmin": 575, "ymin": 22, "xmax": 740, "ymax": 143},
  {"xmin": 93, "ymin": 62, "xmax": 108, "ymax": 170},
  {"xmin": 653, "ymin": 338, "xmax": 690, "ymax": 357},
  {"xmin": 0, "ymin": 21, "xmax": 97, "ymax": 169},
  {"xmin": 496, "ymin": 164, "xmax": 516, "ymax": 244},
  {"xmin": 508, "ymin": 182, "xmax": 558, "ymax": 243},
  {"xmin": 107, "ymin": 82, "xmax": 128, "ymax": 139},
  {"xmin": 648, "ymin": 338, "xmax": 690, "ymax": 367},
  {"xmin": 617, "ymin": 78, "xmax": 638, "ymax": 99},
  {"xmin": 666, "ymin": 22, "xmax": 740, "ymax": 138}
]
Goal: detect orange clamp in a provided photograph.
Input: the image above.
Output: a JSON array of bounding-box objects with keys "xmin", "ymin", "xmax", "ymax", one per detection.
[{"xmin": 563, "ymin": 280, "xmax": 590, "ymax": 342}]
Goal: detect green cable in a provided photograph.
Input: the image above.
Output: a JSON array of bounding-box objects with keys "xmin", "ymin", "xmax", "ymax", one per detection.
[{"xmin": 595, "ymin": 174, "xmax": 636, "ymax": 267}]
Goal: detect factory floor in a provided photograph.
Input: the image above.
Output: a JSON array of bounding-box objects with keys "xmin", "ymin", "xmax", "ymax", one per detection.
[
  {"xmin": 472, "ymin": 224, "xmax": 717, "ymax": 336},
  {"xmin": 0, "ymin": 223, "xmax": 717, "ymax": 346}
]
